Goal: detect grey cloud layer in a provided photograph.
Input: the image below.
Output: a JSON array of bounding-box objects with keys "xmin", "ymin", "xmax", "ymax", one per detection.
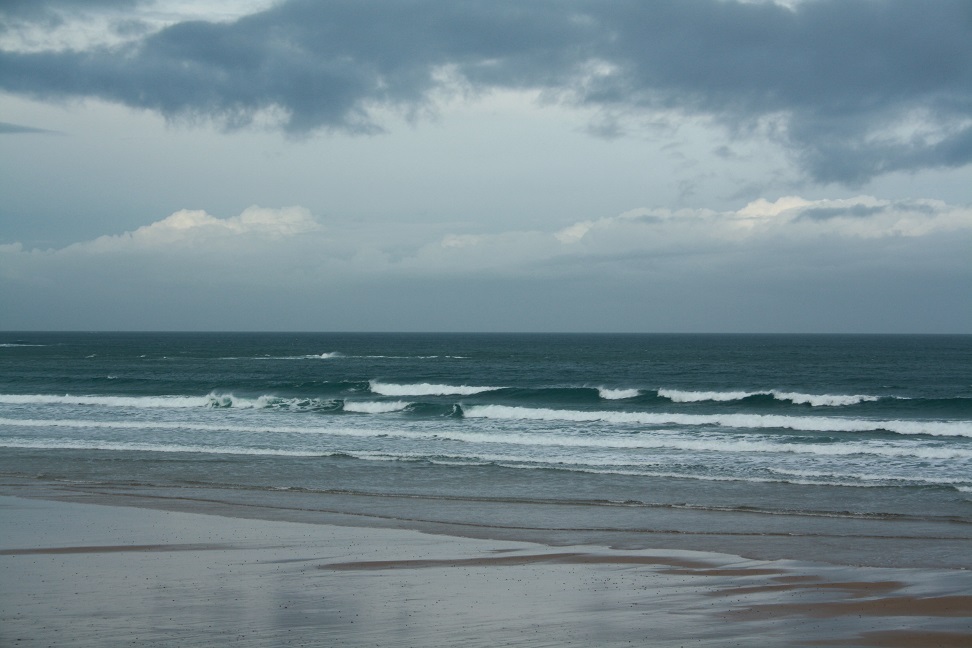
[
  {"xmin": 2, "ymin": 0, "xmax": 971, "ymax": 183},
  {"xmin": 3, "ymin": 197, "xmax": 969, "ymax": 331}
]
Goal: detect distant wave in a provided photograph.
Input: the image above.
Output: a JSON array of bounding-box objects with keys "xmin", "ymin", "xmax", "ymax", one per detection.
[
  {"xmin": 597, "ymin": 387, "xmax": 641, "ymax": 400},
  {"xmin": 0, "ymin": 343, "xmax": 46, "ymax": 347},
  {"xmin": 657, "ymin": 388, "xmax": 881, "ymax": 407},
  {"xmin": 369, "ymin": 380, "xmax": 501, "ymax": 396},
  {"xmin": 460, "ymin": 404, "xmax": 972, "ymax": 437},
  {"xmin": 353, "ymin": 355, "xmax": 467, "ymax": 359},
  {"xmin": 244, "ymin": 351, "xmax": 344, "ymax": 360},
  {"xmin": 229, "ymin": 353, "xmax": 466, "ymax": 360}
]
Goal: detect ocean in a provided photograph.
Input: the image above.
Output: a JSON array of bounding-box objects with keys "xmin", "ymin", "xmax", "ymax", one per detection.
[{"xmin": 2, "ymin": 332, "xmax": 970, "ymax": 568}]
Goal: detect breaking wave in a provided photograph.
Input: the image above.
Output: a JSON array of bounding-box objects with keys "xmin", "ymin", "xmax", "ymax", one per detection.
[
  {"xmin": 598, "ymin": 387, "xmax": 641, "ymax": 400},
  {"xmin": 369, "ymin": 380, "xmax": 501, "ymax": 397},
  {"xmin": 657, "ymin": 389, "xmax": 881, "ymax": 407}
]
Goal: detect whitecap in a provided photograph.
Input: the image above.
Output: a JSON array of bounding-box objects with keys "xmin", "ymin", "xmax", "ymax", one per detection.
[
  {"xmin": 657, "ymin": 389, "xmax": 757, "ymax": 402},
  {"xmin": 369, "ymin": 380, "xmax": 501, "ymax": 396},
  {"xmin": 771, "ymin": 391, "xmax": 879, "ymax": 407},
  {"xmin": 598, "ymin": 387, "xmax": 641, "ymax": 400}
]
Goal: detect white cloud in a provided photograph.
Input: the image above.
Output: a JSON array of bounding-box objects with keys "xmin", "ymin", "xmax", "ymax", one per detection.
[
  {"xmin": 551, "ymin": 196, "xmax": 972, "ymax": 252},
  {"xmin": 736, "ymin": 196, "xmax": 812, "ymax": 220},
  {"xmin": 67, "ymin": 205, "xmax": 320, "ymax": 254},
  {"xmin": 2, "ymin": 196, "xmax": 969, "ymax": 285},
  {"xmin": 555, "ymin": 221, "xmax": 594, "ymax": 244}
]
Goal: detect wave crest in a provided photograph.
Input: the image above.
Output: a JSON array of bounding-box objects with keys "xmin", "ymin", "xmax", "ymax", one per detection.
[
  {"xmin": 658, "ymin": 389, "xmax": 755, "ymax": 403},
  {"xmin": 598, "ymin": 387, "xmax": 641, "ymax": 400},
  {"xmin": 772, "ymin": 391, "xmax": 879, "ymax": 407},
  {"xmin": 657, "ymin": 388, "xmax": 880, "ymax": 407},
  {"xmin": 369, "ymin": 380, "xmax": 501, "ymax": 396}
]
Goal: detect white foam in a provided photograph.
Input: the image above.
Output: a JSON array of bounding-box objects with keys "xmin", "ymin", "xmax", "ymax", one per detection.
[
  {"xmin": 0, "ymin": 392, "xmax": 338, "ymax": 411},
  {"xmin": 771, "ymin": 391, "xmax": 879, "ymax": 407},
  {"xmin": 658, "ymin": 389, "xmax": 757, "ymax": 402},
  {"xmin": 766, "ymin": 467, "xmax": 971, "ymax": 488},
  {"xmin": 0, "ymin": 393, "xmax": 213, "ymax": 408},
  {"xmin": 598, "ymin": 387, "xmax": 641, "ymax": 400},
  {"xmin": 461, "ymin": 405, "xmax": 972, "ymax": 437},
  {"xmin": 342, "ymin": 400, "xmax": 411, "ymax": 414},
  {"xmin": 369, "ymin": 380, "xmax": 501, "ymax": 396},
  {"xmin": 0, "ymin": 438, "xmax": 328, "ymax": 457},
  {"xmin": 0, "ymin": 416, "xmax": 348, "ymax": 436}
]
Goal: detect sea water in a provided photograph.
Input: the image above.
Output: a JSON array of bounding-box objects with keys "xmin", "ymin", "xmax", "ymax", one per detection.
[{"xmin": 1, "ymin": 332, "xmax": 970, "ymax": 567}]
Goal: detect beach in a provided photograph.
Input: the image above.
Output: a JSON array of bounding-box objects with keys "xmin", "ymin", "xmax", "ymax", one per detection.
[{"xmin": 2, "ymin": 480, "xmax": 971, "ymax": 647}]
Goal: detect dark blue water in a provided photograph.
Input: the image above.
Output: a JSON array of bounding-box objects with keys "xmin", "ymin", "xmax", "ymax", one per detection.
[{"xmin": 2, "ymin": 332, "xmax": 970, "ymax": 566}]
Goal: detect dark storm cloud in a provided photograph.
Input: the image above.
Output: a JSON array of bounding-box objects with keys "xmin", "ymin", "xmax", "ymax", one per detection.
[{"xmin": 2, "ymin": 0, "xmax": 970, "ymax": 183}]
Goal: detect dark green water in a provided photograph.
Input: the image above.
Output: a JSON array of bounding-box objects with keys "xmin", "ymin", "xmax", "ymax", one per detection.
[{"xmin": 2, "ymin": 332, "xmax": 970, "ymax": 566}]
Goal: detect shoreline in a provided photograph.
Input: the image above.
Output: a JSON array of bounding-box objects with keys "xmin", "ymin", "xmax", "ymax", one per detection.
[
  {"xmin": 3, "ymin": 474, "xmax": 969, "ymax": 570},
  {"xmin": 3, "ymin": 480, "xmax": 972, "ymax": 646}
]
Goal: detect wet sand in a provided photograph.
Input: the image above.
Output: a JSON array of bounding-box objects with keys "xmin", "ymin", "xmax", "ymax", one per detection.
[{"xmin": 2, "ymin": 486, "xmax": 971, "ymax": 647}]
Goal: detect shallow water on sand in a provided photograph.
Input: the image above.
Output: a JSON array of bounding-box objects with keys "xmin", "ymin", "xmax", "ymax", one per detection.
[{"xmin": 3, "ymin": 494, "xmax": 971, "ymax": 648}]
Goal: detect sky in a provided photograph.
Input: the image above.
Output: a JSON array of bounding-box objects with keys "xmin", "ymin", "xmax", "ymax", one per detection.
[{"xmin": 1, "ymin": 0, "xmax": 970, "ymax": 333}]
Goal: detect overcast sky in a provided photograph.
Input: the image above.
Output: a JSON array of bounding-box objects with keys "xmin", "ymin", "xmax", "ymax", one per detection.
[{"xmin": 1, "ymin": 0, "xmax": 970, "ymax": 333}]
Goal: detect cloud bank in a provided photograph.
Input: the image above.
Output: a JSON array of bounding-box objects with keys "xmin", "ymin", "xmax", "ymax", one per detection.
[
  {"xmin": 4, "ymin": 197, "xmax": 968, "ymax": 273},
  {"xmin": 2, "ymin": 0, "xmax": 971, "ymax": 184},
  {"xmin": 2, "ymin": 198, "xmax": 969, "ymax": 332}
]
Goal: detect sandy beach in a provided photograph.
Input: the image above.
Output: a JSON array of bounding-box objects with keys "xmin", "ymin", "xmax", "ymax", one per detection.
[{"xmin": 2, "ymin": 481, "xmax": 971, "ymax": 647}]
